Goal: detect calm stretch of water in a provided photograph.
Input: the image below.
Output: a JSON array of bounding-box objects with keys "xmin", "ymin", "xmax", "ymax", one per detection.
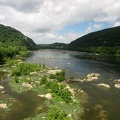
[{"xmin": 26, "ymin": 49, "xmax": 120, "ymax": 120}]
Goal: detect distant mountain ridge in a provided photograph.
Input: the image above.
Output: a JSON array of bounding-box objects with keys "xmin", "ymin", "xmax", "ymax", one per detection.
[
  {"xmin": 0, "ymin": 24, "xmax": 37, "ymax": 50},
  {"xmin": 68, "ymin": 26, "xmax": 120, "ymax": 50}
]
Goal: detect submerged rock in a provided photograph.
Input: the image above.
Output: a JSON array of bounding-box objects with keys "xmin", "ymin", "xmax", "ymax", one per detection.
[
  {"xmin": 71, "ymin": 78, "xmax": 84, "ymax": 82},
  {"xmin": 97, "ymin": 83, "xmax": 110, "ymax": 88}
]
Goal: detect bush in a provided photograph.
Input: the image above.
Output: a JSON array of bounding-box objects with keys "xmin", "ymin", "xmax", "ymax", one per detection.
[
  {"xmin": 45, "ymin": 81, "xmax": 72, "ymax": 103},
  {"xmin": 11, "ymin": 63, "xmax": 40, "ymax": 76},
  {"xmin": 58, "ymin": 89, "xmax": 72, "ymax": 103},
  {"xmin": 56, "ymin": 70, "xmax": 66, "ymax": 82},
  {"xmin": 46, "ymin": 106, "xmax": 69, "ymax": 120},
  {"xmin": 19, "ymin": 50, "xmax": 28, "ymax": 57},
  {"xmin": 49, "ymin": 74, "xmax": 57, "ymax": 79},
  {"xmin": 40, "ymin": 76, "xmax": 47, "ymax": 85},
  {"xmin": 49, "ymin": 81, "xmax": 59, "ymax": 93},
  {"xmin": 6, "ymin": 59, "xmax": 18, "ymax": 65},
  {"xmin": 13, "ymin": 76, "xmax": 19, "ymax": 83}
]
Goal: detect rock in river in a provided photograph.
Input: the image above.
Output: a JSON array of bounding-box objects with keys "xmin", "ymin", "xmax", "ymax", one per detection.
[
  {"xmin": 114, "ymin": 84, "xmax": 120, "ymax": 89},
  {"xmin": 97, "ymin": 83, "xmax": 110, "ymax": 88},
  {"xmin": 0, "ymin": 85, "xmax": 4, "ymax": 90},
  {"xmin": 1, "ymin": 91, "xmax": 6, "ymax": 94}
]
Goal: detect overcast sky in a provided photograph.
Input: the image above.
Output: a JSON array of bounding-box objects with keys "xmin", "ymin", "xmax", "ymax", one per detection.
[{"xmin": 0, "ymin": 0, "xmax": 120, "ymax": 44}]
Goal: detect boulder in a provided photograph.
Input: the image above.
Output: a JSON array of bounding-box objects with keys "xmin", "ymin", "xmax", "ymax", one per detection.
[
  {"xmin": 38, "ymin": 94, "xmax": 45, "ymax": 97},
  {"xmin": 0, "ymin": 85, "xmax": 4, "ymax": 90},
  {"xmin": 97, "ymin": 83, "xmax": 110, "ymax": 88},
  {"xmin": 68, "ymin": 113, "xmax": 72, "ymax": 118},
  {"xmin": 22, "ymin": 83, "xmax": 33, "ymax": 88},
  {"xmin": 47, "ymin": 70, "xmax": 61, "ymax": 74},
  {"xmin": 114, "ymin": 79, "xmax": 120, "ymax": 83},
  {"xmin": 45, "ymin": 93, "xmax": 52, "ymax": 99},
  {"xmin": 0, "ymin": 103, "xmax": 7, "ymax": 109},
  {"xmin": 85, "ymin": 73, "xmax": 100, "ymax": 81},
  {"xmin": 1, "ymin": 91, "xmax": 6, "ymax": 94},
  {"xmin": 114, "ymin": 84, "xmax": 120, "ymax": 89}
]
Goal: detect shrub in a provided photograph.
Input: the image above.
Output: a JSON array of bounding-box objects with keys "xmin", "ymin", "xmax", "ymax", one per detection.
[
  {"xmin": 14, "ymin": 76, "xmax": 19, "ymax": 83},
  {"xmin": 69, "ymin": 76, "xmax": 75, "ymax": 79},
  {"xmin": 47, "ymin": 81, "xmax": 72, "ymax": 103},
  {"xmin": 49, "ymin": 74, "xmax": 57, "ymax": 79},
  {"xmin": 56, "ymin": 70, "xmax": 66, "ymax": 82},
  {"xmin": 19, "ymin": 50, "xmax": 28, "ymax": 57},
  {"xmin": 58, "ymin": 89, "xmax": 72, "ymax": 103},
  {"xmin": 40, "ymin": 76, "xmax": 47, "ymax": 85},
  {"xmin": 6, "ymin": 58, "xmax": 18, "ymax": 65},
  {"xmin": 49, "ymin": 81, "xmax": 59, "ymax": 94},
  {"xmin": 46, "ymin": 106, "xmax": 69, "ymax": 120},
  {"xmin": 11, "ymin": 63, "xmax": 40, "ymax": 76}
]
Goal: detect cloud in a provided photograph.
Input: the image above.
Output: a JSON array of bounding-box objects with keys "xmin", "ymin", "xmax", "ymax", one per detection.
[
  {"xmin": 0, "ymin": 0, "xmax": 120, "ymax": 43},
  {"xmin": 0, "ymin": 0, "xmax": 43, "ymax": 12},
  {"xmin": 33, "ymin": 31, "xmax": 81, "ymax": 44},
  {"xmin": 85, "ymin": 22, "xmax": 102, "ymax": 34},
  {"xmin": 114, "ymin": 21, "xmax": 120, "ymax": 27}
]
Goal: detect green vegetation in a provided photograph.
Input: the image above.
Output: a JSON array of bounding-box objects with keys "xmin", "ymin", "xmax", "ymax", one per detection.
[
  {"xmin": 0, "ymin": 24, "xmax": 38, "ymax": 63},
  {"xmin": 46, "ymin": 106, "xmax": 70, "ymax": 120},
  {"xmin": 49, "ymin": 70, "xmax": 66, "ymax": 82},
  {"xmin": 0, "ymin": 24, "xmax": 37, "ymax": 50},
  {"xmin": 11, "ymin": 63, "xmax": 41, "ymax": 76},
  {"xmin": 43, "ymin": 80, "xmax": 72, "ymax": 103},
  {"xmin": 38, "ymin": 43, "xmax": 67, "ymax": 49},
  {"xmin": 67, "ymin": 26, "xmax": 120, "ymax": 55}
]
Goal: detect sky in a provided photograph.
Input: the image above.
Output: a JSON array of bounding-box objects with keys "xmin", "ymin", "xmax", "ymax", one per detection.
[{"xmin": 0, "ymin": 0, "xmax": 120, "ymax": 44}]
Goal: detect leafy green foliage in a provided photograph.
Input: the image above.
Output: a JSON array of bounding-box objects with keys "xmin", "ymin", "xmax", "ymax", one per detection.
[
  {"xmin": 67, "ymin": 26, "xmax": 120, "ymax": 55},
  {"xmin": 0, "ymin": 24, "xmax": 37, "ymax": 50},
  {"xmin": 46, "ymin": 106, "xmax": 70, "ymax": 120},
  {"xmin": 11, "ymin": 63, "xmax": 41, "ymax": 76},
  {"xmin": 49, "ymin": 70, "xmax": 66, "ymax": 82},
  {"xmin": 0, "ymin": 24, "xmax": 38, "ymax": 63},
  {"xmin": 56, "ymin": 70, "xmax": 66, "ymax": 82},
  {"xmin": 116, "ymin": 49, "xmax": 120, "ymax": 56},
  {"xmin": 40, "ymin": 75, "xmax": 47, "ymax": 85},
  {"xmin": 38, "ymin": 43, "xmax": 67, "ymax": 49},
  {"xmin": 44, "ymin": 80, "xmax": 72, "ymax": 103}
]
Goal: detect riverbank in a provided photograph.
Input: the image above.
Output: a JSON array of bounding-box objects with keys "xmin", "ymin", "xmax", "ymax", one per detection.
[{"xmin": 0, "ymin": 56, "xmax": 84, "ymax": 120}]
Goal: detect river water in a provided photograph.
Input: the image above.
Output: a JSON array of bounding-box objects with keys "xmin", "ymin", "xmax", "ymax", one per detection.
[{"xmin": 25, "ymin": 49, "xmax": 120, "ymax": 120}]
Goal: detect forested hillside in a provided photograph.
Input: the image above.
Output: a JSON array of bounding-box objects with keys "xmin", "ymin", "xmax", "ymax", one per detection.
[
  {"xmin": 0, "ymin": 24, "xmax": 37, "ymax": 50},
  {"xmin": 68, "ymin": 26, "xmax": 120, "ymax": 55},
  {"xmin": 0, "ymin": 24, "xmax": 37, "ymax": 63},
  {"xmin": 38, "ymin": 42, "xmax": 67, "ymax": 49}
]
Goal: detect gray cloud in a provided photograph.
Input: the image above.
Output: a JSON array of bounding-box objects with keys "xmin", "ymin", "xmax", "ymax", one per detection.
[
  {"xmin": 0, "ymin": 0, "xmax": 44, "ymax": 12},
  {"xmin": 0, "ymin": 0, "xmax": 120, "ymax": 43}
]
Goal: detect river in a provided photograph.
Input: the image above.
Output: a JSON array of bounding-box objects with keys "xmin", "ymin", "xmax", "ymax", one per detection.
[{"xmin": 25, "ymin": 49, "xmax": 120, "ymax": 120}]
